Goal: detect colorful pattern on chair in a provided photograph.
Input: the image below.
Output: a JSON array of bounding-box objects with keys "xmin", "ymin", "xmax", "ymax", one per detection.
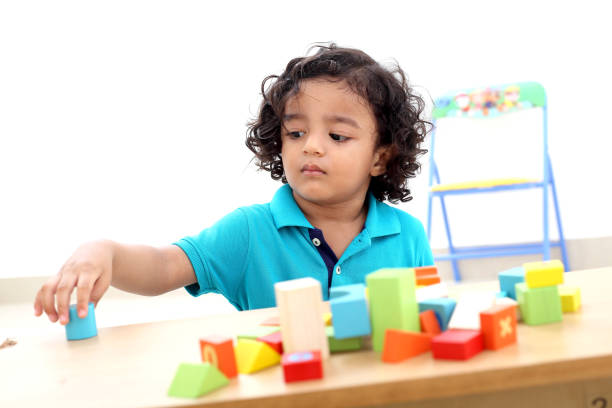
[{"xmin": 433, "ymin": 82, "xmax": 546, "ymax": 119}]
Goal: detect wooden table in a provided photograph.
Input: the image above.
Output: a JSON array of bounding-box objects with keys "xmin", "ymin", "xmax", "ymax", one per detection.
[{"xmin": 1, "ymin": 268, "xmax": 611, "ymax": 408}]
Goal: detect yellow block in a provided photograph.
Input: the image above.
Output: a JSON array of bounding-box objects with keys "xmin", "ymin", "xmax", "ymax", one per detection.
[
  {"xmin": 322, "ymin": 312, "xmax": 332, "ymax": 326},
  {"xmin": 524, "ymin": 260, "xmax": 564, "ymax": 288},
  {"xmin": 235, "ymin": 339, "xmax": 280, "ymax": 374},
  {"xmin": 558, "ymin": 285, "xmax": 581, "ymax": 312}
]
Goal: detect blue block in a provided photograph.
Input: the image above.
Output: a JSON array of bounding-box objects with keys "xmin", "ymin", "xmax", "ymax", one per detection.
[
  {"xmin": 498, "ymin": 267, "xmax": 525, "ymax": 300},
  {"xmin": 330, "ymin": 284, "xmax": 371, "ymax": 339},
  {"xmin": 65, "ymin": 303, "xmax": 98, "ymax": 341},
  {"xmin": 418, "ymin": 298, "xmax": 456, "ymax": 331},
  {"xmin": 496, "ymin": 291, "xmax": 508, "ymax": 298}
]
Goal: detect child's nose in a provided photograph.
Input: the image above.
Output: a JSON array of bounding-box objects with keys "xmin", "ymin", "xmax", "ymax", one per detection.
[{"xmin": 302, "ymin": 132, "xmax": 325, "ymax": 156}]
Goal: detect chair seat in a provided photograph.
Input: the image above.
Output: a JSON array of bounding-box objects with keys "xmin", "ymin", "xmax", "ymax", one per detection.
[{"xmin": 430, "ymin": 178, "xmax": 540, "ymax": 192}]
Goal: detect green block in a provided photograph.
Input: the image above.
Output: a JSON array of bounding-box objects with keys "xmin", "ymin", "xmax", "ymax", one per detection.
[
  {"xmin": 236, "ymin": 325, "xmax": 280, "ymax": 340},
  {"xmin": 326, "ymin": 326, "xmax": 362, "ymax": 352},
  {"xmin": 167, "ymin": 362, "xmax": 229, "ymax": 398},
  {"xmin": 366, "ymin": 268, "xmax": 420, "ymax": 352},
  {"xmin": 515, "ymin": 283, "xmax": 563, "ymax": 325}
]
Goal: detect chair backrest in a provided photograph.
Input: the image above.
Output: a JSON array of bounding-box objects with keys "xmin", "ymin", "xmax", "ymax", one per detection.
[{"xmin": 429, "ymin": 82, "xmax": 549, "ymax": 185}]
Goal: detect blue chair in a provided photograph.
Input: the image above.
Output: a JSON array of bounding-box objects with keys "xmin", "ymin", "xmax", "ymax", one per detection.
[{"xmin": 426, "ymin": 82, "xmax": 569, "ymax": 281}]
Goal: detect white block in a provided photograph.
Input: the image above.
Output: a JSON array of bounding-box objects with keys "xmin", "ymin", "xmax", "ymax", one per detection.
[
  {"xmin": 416, "ymin": 282, "xmax": 449, "ymax": 302},
  {"xmin": 448, "ymin": 292, "xmax": 496, "ymax": 330},
  {"xmin": 274, "ymin": 277, "xmax": 329, "ymax": 359},
  {"xmin": 494, "ymin": 296, "xmax": 522, "ymax": 322}
]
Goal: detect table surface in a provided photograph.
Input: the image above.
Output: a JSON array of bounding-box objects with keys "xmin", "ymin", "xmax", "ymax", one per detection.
[{"xmin": 1, "ymin": 267, "xmax": 611, "ymax": 408}]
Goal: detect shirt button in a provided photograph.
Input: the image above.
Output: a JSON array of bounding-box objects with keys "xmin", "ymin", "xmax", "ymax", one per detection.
[
  {"xmin": 312, "ymin": 238, "xmax": 321, "ymax": 247},
  {"xmin": 335, "ymin": 266, "xmax": 341, "ymax": 275}
]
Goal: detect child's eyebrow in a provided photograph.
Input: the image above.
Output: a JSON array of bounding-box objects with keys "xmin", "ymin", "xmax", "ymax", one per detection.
[{"xmin": 283, "ymin": 113, "xmax": 361, "ymax": 129}]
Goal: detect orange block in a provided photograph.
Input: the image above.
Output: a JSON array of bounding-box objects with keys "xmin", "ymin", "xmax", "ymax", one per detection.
[
  {"xmin": 382, "ymin": 329, "xmax": 432, "ymax": 363},
  {"xmin": 199, "ymin": 335, "xmax": 238, "ymax": 378},
  {"xmin": 260, "ymin": 316, "xmax": 280, "ymax": 326},
  {"xmin": 414, "ymin": 266, "xmax": 438, "ymax": 277},
  {"xmin": 416, "ymin": 276, "xmax": 441, "ymax": 286},
  {"xmin": 479, "ymin": 305, "xmax": 518, "ymax": 350},
  {"xmin": 419, "ymin": 310, "xmax": 441, "ymax": 335}
]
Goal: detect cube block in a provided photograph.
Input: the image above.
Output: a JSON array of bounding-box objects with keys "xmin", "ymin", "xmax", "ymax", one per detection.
[
  {"xmin": 498, "ymin": 267, "xmax": 525, "ymax": 300},
  {"xmin": 199, "ymin": 335, "xmax": 237, "ymax": 379},
  {"xmin": 558, "ymin": 285, "xmax": 581, "ymax": 312},
  {"xmin": 516, "ymin": 283, "xmax": 563, "ymax": 325},
  {"xmin": 480, "ymin": 304, "xmax": 518, "ymax": 350},
  {"xmin": 330, "ymin": 283, "xmax": 371, "ymax": 339}
]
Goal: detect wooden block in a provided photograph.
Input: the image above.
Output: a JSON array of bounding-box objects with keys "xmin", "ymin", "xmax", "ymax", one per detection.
[
  {"xmin": 516, "ymin": 283, "xmax": 563, "ymax": 325},
  {"xmin": 167, "ymin": 362, "xmax": 228, "ymax": 398},
  {"xmin": 480, "ymin": 304, "xmax": 518, "ymax": 350},
  {"xmin": 322, "ymin": 312, "xmax": 332, "ymax": 326},
  {"xmin": 431, "ymin": 330, "xmax": 484, "ymax": 360},
  {"xmin": 447, "ymin": 292, "xmax": 496, "ymax": 330},
  {"xmin": 416, "ymin": 282, "xmax": 449, "ymax": 302},
  {"xmin": 382, "ymin": 329, "xmax": 432, "ymax": 363},
  {"xmin": 366, "ymin": 268, "xmax": 420, "ymax": 352},
  {"xmin": 256, "ymin": 331, "xmax": 283, "ymax": 354},
  {"xmin": 559, "ymin": 285, "xmax": 581, "ymax": 312},
  {"xmin": 330, "ymin": 283, "xmax": 371, "ymax": 339},
  {"xmin": 260, "ymin": 316, "xmax": 280, "ymax": 326},
  {"xmin": 325, "ymin": 326, "xmax": 362, "ymax": 353},
  {"xmin": 494, "ymin": 296, "xmax": 522, "ymax": 322},
  {"xmin": 65, "ymin": 303, "xmax": 97, "ymax": 341},
  {"xmin": 524, "ymin": 260, "xmax": 564, "ymax": 288},
  {"xmin": 235, "ymin": 339, "xmax": 280, "ymax": 374},
  {"xmin": 418, "ymin": 298, "xmax": 456, "ymax": 331},
  {"xmin": 236, "ymin": 325, "xmax": 280, "ymax": 340},
  {"xmin": 281, "ymin": 351, "xmax": 323, "ymax": 383},
  {"xmin": 199, "ymin": 335, "xmax": 238, "ymax": 379},
  {"xmin": 498, "ymin": 267, "xmax": 525, "ymax": 300},
  {"xmin": 416, "ymin": 276, "xmax": 441, "ymax": 286},
  {"xmin": 419, "ymin": 310, "xmax": 441, "ymax": 335},
  {"xmin": 274, "ymin": 278, "xmax": 329, "ymax": 359},
  {"xmin": 414, "ymin": 265, "xmax": 438, "ymax": 277}
]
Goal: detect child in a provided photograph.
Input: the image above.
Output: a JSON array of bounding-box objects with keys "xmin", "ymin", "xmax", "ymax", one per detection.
[{"xmin": 34, "ymin": 43, "xmax": 434, "ymax": 324}]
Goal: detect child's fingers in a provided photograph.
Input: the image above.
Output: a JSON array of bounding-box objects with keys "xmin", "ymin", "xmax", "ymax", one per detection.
[
  {"xmin": 75, "ymin": 272, "xmax": 98, "ymax": 318},
  {"xmin": 40, "ymin": 274, "xmax": 61, "ymax": 322},
  {"xmin": 55, "ymin": 273, "xmax": 78, "ymax": 325},
  {"xmin": 89, "ymin": 273, "xmax": 111, "ymax": 308}
]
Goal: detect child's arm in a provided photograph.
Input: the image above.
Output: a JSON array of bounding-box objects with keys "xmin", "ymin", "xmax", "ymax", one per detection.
[{"xmin": 33, "ymin": 240, "xmax": 195, "ymax": 325}]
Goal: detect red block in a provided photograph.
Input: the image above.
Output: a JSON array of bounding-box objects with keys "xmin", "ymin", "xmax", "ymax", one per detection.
[
  {"xmin": 431, "ymin": 330, "xmax": 484, "ymax": 360},
  {"xmin": 199, "ymin": 335, "xmax": 238, "ymax": 378},
  {"xmin": 257, "ymin": 330, "xmax": 283, "ymax": 354},
  {"xmin": 281, "ymin": 351, "xmax": 323, "ymax": 383}
]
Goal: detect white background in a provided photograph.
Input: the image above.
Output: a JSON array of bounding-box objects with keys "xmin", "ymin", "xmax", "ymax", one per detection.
[{"xmin": 1, "ymin": 0, "xmax": 611, "ymax": 279}]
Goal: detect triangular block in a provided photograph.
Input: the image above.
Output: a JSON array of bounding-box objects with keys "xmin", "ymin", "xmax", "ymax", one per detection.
[
  {"xmin": 382, "ymin": 329, "xmax": 432, "ymax": 363},
  {"xmin": 235, "ymin": 339, "xmax": 280, "ymax": 374},
  {"xmin": 167, "ymin": 362, "xmax": 229, "ymax": 398}
]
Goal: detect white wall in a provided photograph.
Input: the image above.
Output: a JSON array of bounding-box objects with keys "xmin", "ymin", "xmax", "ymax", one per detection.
[{"xmin": 1, "ymin": 0, "xmax": 610, "ymax": 278}]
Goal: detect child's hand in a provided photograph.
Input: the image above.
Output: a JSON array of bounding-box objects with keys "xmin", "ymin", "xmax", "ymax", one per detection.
[{"xmin": 34, "ymin": 240, "xmax": 114, "ymax": 325}]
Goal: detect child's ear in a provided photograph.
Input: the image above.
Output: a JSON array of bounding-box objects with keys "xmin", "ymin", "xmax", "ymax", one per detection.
[{"xmin": 370, "ymin": 145, "xmax": 393, "ymax": 177}]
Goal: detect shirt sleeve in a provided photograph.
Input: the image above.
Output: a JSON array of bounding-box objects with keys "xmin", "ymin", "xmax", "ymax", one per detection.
[{"xmin": 173, "ymin": 208, "xmax": 249, "ymax": 308}]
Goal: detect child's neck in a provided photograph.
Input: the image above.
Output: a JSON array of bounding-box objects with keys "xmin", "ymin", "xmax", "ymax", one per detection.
[{"xmin": 292, "ymin": 191, "xmax": 368, "ymax": 229}]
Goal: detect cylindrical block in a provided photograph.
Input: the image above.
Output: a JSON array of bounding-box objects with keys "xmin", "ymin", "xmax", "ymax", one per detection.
[{"xmin": 65, "ymin": 303, "xmax": 98, "ymax": 341}]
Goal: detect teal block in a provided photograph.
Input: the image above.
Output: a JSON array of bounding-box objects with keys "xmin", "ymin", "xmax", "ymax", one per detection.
[
  {"xmin": 498, "ymin": 267, "xmax": 525, "ymax": 300},
  {"xmin": 515, "ymin": 283, "xmax": 563, "ymax": 325},
  {"xmin": 496, "ymin": 291, "xmax": 508, "ymax": 298},
  {"xmin": 65, "ymin": 303, "xmax": 97, "ymax": 341},
  {"xmin": 366, "ymin": 268, "xmax": 420, "ymax": 352},
  {"xmin": 418, "ymin": 298, "xmax": 456, "ymax": 331},
  {"xmin": 167, "ymin": 362, "xmax": 229, "ymax": 398},
  {"xmin": 330, "ymin": 283, "xmax": 371, "ymax": 339},
  {"xmin": 325, "ymin": 326, "xmax": 362, "ymax": 352}
]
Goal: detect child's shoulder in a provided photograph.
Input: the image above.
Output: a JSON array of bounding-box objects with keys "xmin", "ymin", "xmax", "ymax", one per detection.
[{"xmin": 379, "ymin": 201, "xmax": 427, "ymax": 234}]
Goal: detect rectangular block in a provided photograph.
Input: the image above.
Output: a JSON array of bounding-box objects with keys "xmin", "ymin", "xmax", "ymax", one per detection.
[
  {"xmin": 448, "ymin": 292, "xmax": 496, "ymax": 330},
  {"xmin": 524, "ymin": 260, "xmax": 564, "ymax": 288},
  {"xmin": 516, "ymin": 283, "xmax": 563, "ymax": 325},
  {"xmin": 431, "ymin": 330, "xmax": 483, "ymax": 360},
  {"xmin": 325, "ymin": 326, "xmax": 362, "ymax": 353},
  {"xmin": 274, "ymin": 278, "xmax": 329, "ymax": 359},
  {"xmin": 498, "ymin": 267, "xmax": 525, "ymax": 300},
  {"xmin": 416, "ymin": 276, "xmax": 441, "ymax": 286},
  {"xmin": 366, "ymin": 268, "xmax": 420, "ymax": 352},
  {"xmin": 282, "ymin": 351, "xmax": 323, "ymax": 383},
  {"xmin": 414, "ymin": 265, "xmax": 438, "ymax": 277},
  {"xmin": 330, "ymin": 283, "xmax": 371, "ymax": 339},
  {"xmin": 419, "ymin": 310, "xmax": 441, "ymax": 335},
  {"xmin": 416, "ymin": 282, "xmax": 449, "ymax": 302}
]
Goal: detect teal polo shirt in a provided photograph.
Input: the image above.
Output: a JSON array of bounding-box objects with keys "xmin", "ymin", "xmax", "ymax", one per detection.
[{"xmin": 174, "ymin": 184, "xmax": 433, "ymax": 311}]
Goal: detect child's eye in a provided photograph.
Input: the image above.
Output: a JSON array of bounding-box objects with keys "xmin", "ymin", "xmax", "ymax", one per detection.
[
  {"xmin": 287, "ymin": 131, "xmax": 304, "ymax": 138},
  {"xmin": 330, "ymin": 133, "xmax": 348, "ymax": 142}
]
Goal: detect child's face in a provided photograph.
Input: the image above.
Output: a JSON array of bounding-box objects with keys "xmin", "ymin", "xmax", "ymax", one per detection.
[{"xmin": 281, "ymin": 79, "xmax": 388, "ymax": 207}]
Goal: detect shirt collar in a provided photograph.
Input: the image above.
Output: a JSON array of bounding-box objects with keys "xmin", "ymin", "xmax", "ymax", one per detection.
[{"xmin": 270, "ymin": 184, "xmax": 400, "ymax": 238}]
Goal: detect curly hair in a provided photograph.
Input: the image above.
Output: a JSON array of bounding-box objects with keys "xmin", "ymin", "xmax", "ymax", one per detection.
[{"xmin": 245, "ymin": 43, "xmax": 430, "ymax": 203}]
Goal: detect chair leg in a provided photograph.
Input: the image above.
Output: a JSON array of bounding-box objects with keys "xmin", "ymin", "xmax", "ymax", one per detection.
[
  {"xmin": 542, "ymin": 183, "xmax": 551, "ymax": 262},
  {"xmin": 427, "ymin": 193, "xmax": 433, "ymax": 241},
  {"xmin": 549, "ymin": 160, "xmax": 570, "ymax": 271},
  {"xmin": 439, "ymin": 195, "xmax": 461, "ymax": 281}
]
